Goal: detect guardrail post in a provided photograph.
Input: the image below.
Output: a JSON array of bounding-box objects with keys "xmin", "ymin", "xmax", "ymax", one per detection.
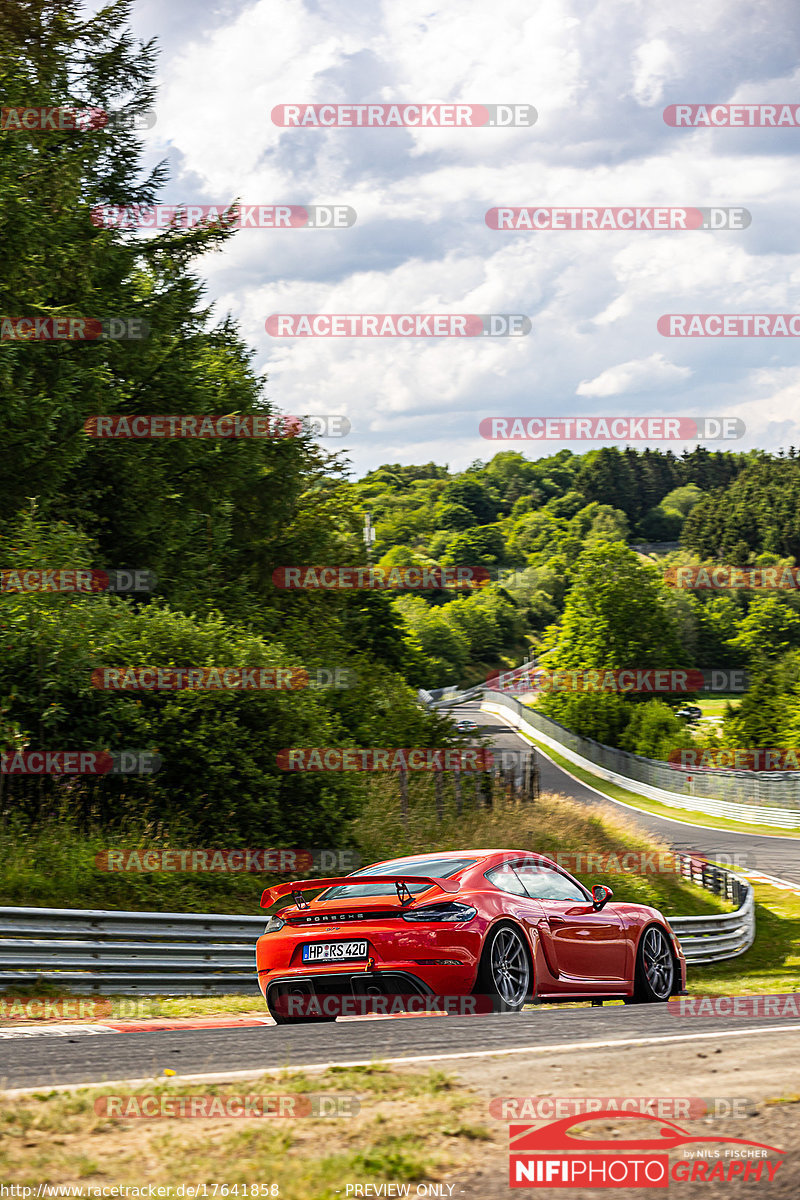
[{"xmin": 399, "ymin": 766, "xmax": 408, "ymax": 829}]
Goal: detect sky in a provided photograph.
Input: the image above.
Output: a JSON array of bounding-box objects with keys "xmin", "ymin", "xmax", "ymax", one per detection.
[{"xmin": 95, "ymin": 0, "xmax": 800, "ymax": 475}]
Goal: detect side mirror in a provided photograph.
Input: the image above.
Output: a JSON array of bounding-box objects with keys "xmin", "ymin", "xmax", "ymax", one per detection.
[{"xmin": 592, "ymin": 884, "xmax": 613, "ymax": 911}]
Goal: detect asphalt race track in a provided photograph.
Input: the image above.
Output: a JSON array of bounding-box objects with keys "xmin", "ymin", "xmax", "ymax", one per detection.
[
  {"xmin": 464, "ymin": 699, "xmax": 800, "ymax": 884},
  {"xmin": 3, "ymin": 1005, "xmax": 800, "ymax": 1092},
  {"xmin": 2, "ymin": 700, "xmax": 798, "ymax": 1092}
]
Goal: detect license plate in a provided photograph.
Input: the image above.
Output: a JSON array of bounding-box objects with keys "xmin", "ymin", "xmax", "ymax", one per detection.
[{"xmin": 301, "ymin": 940, "xmax": 368, "ymax": 963}]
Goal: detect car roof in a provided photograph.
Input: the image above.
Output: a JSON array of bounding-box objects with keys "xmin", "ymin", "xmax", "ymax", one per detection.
[{"xmin": 363, "ymin": 849, "xmax": 550, "ymax": 867}]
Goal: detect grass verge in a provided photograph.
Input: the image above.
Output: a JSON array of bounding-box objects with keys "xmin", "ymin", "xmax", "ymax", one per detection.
[
  {"xmin": 0, "ymin": 1065, "xmax": 489, "ymax": 1196},
  {"xmin": 509, "ymin": 724, "xmax": 800, "ymax": 839},
  {"xmin": 0, "ymin": 786, "xmax": 732, "ymax": 916},
  {"xmin": 682, "ymin": 882, "xmax": 800, "ymax": 996}
]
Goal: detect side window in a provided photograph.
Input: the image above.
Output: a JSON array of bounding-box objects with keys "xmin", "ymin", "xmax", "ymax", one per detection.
[
  {"xmin": 485, "ymin": 864, "xmax": 527, "ymax": 896},
  {"xmin": 514, "ymin": 862, "xmax": 586, "ymax": 902}
]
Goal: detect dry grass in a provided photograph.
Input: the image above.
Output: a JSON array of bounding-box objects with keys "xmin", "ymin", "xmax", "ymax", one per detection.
[
  {"xmin": 0, "ymin": 1066, "xmax": 490, "ymax": 1197},
  {"xmin": 350, "ymin": 786, "xmax": 731, "ymax": 915}
]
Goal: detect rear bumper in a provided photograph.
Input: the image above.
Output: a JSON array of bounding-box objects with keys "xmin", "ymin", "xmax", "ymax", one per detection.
[
  {"xmin": 256, "ymin": 925, "xmax": 481, "ymax": 1000},
  {"xmin": 258, "ymin": 959, "xmax": 476, "ymax": 997},
  {"xmin": 263, "ymin": 969, "xmax": 437, "ymax": 1019}
]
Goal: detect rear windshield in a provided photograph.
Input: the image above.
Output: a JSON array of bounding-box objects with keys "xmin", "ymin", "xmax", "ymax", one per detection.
[{"xmin": 319, "ymin": 857, "xmax": 477, "ymax": 901}]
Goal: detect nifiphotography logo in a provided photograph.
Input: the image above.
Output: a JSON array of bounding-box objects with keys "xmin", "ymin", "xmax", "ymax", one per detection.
[{"xmin": 508, "ymin": 1111, "xmax": 784, "ymax": 1188}]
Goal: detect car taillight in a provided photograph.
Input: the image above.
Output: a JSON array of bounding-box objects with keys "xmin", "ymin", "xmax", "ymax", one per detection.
[
  {"xmin": 401, "ymin": 902, "xmax": 476, "ymax": 923},
  {"xmin": 264, "ymin": 915, "xmax": 286, "ymax": 933}
]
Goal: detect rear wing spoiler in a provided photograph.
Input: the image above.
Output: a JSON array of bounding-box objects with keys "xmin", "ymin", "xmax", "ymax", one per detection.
[{"xmin": 260, "ymin": 874, "xmax": 461, "ymax": 910}]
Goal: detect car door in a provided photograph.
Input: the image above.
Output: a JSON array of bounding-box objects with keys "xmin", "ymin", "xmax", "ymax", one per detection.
[
  {"xmin": 483, "ymin": 859, "xmax": 558, "ymax": 978},
  {"xmin": 513, "ymin": 861, "xmax": 629, "ymax": 987}
]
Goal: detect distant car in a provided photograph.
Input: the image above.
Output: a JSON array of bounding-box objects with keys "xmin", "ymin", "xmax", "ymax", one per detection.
[
  {"xmin": 255, "ymin": 849, "xmax": 687, "ymax": 1024},
  {"xmin": 455, "ymin": 719, "xmax": 478, "ymax": 732},
  {"xmin": 676, "ymin": 705, "xmax": 702, "ymax": 721}
]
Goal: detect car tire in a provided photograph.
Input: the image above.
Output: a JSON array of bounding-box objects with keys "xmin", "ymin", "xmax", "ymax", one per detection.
[
  {"xmin": 474, "ymin": 921, "xmax": 532, "ymax": 1013},
  {"xmin": 630, "ymin": 925, "xmax": 675, "ymax": 1003}
]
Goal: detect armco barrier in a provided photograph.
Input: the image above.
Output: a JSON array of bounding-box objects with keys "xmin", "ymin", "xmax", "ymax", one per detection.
[
  {"xmin": 0, "ymin": 906, "xmax": 264, "ymax": 994},
  {"xmin": 669, "ymin": 853, "xmax": 755, "ymax": 963},
  {"xmin": 669, "ymin": 888, "xmax": 755, "ymax": 964},
  {"xmin": 482, "ymin": 690, "xmax": 800, "ymax": 829},
  {"xmin": 425, "ymin": 659, "xmax": 537, "ymax": 709}
]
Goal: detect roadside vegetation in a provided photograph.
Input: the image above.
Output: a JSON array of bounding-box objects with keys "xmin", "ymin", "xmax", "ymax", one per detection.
[{"xmin": 0, "ymin": 789, "xmax": 729, "ymax": 917}]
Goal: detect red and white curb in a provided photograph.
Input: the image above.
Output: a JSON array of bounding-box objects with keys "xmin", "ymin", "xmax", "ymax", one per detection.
[
  {"xmin": 0, "ymin": 1010, "xmax": 448, "ymax": 1038},
  {"xmin": 0, "ymin": 1016, "xmax": 276, "ymax": 1038},
  {"xmin": 740, "ymin": 870, "xmax": 800, "ymax": 896}
]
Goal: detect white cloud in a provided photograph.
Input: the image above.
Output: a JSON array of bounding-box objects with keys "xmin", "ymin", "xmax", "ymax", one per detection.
[
  {"xmin": 88, "ymin": 0, "xmax": 800, "ymax": 469},
  {"xmin": 576, "ymin": 353, "xmax": 692, "ymax": 397},
  {"xmin": 631, "ymin": 38, "xmax": 680, "ymax": 106}
]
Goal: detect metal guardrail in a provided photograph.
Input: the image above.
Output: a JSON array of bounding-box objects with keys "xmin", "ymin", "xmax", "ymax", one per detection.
[
  {"xmin": 0, "ymin": 852, "xmax": 754, "ymax": 993},
  {"xmin": 483, "ymin": 690, "xmax": 800, "ymax": 827},
  {"xmin": 424, "ymin": 660, "xmax": 537, "ymax": 710},
  {"xmin": 669, "ymin": 854, "xmax": 755, "ymax": 964},
  {"xmin": 0, "ymin": 906, "xmax": 264, "ymax": 994}
]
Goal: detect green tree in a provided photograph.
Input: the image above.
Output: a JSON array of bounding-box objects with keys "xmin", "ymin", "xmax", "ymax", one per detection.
[
  {"xmin": 546, "ymin": 542, "xmax": 684, "ymax": 669},
  {"xmin": 726, "ymin": 595, "xmax": 800, "ymax": 663},
  {"xmin": 442, "ymin": 525, "xmax": 506, "ymax": 566},
  {"xmin": 619, "ymin": 700, "xmax": 693, "ymax": 759},
  {"xmin": 438, "ymin": 479, "xmax": 497, "ymax": 524},
  {"xmin": 434, "ymin": 502, "xmax": 477, "ymax": 531}
]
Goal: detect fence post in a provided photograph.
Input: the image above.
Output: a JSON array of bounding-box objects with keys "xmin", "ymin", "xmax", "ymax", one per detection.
[
  {"xmin": 399, "ymin": 767, "xmax": 408, "ymax": 829},
  {"xmin": 435, "ymin": 771, "xmax": 444, "ymax": 822}
]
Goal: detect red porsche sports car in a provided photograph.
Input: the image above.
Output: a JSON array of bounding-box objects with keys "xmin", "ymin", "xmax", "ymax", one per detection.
[{"xmin": 255, "ymin": 849, "xmax": 687, "ymax": 1023}]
